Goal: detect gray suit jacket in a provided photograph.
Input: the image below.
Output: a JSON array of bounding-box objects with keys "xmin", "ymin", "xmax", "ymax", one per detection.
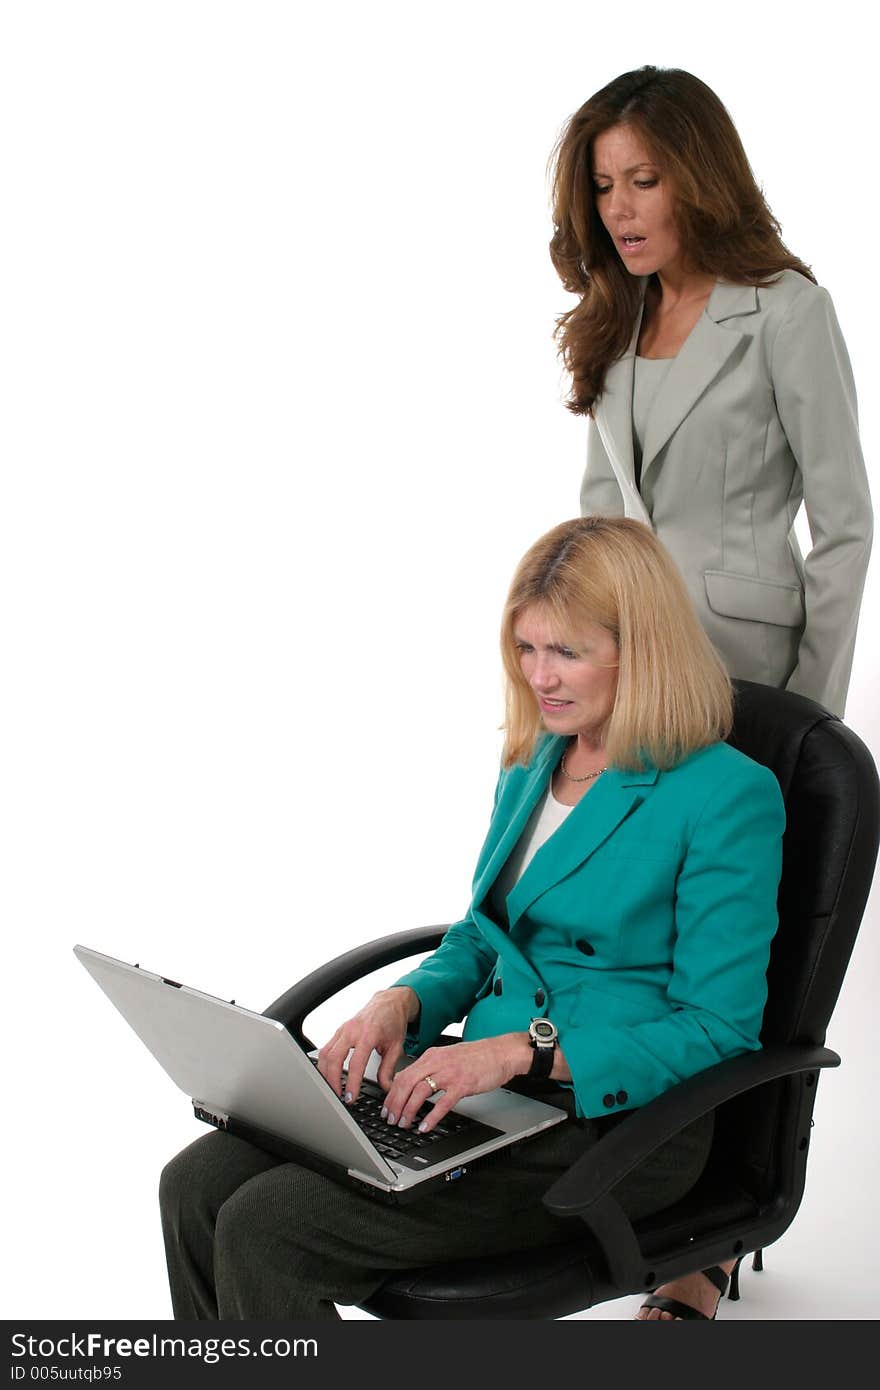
[{"xmin": 581, "ymin": 272, "xmax": 872, "ymax": 715}]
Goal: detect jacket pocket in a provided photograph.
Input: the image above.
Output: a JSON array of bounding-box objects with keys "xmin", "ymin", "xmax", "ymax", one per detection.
[{"xmin": 704, "ymin": 570, "xmax": 804, "ymax": 628}]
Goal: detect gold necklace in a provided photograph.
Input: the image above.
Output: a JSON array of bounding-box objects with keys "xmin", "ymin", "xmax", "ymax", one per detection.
[{"xmin": 559, "ymin": 749, "xmax": 608, "ymax": 783}]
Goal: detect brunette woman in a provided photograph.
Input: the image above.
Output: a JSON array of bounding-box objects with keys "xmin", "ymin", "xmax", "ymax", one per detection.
[{"xmin": 550, "ymin": 65, "xmax": 871, "ymax": 718}]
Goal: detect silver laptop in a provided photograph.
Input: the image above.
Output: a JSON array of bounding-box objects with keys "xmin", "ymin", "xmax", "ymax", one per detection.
[{"xmin": 74, "ymin": 945, "xmax": 568, "ymax": 1202}]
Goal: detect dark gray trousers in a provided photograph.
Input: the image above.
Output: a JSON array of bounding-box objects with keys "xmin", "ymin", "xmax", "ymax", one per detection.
[{"xmin": 159, "ymin": 1094, "xmax": 713, "ymax": 1320}]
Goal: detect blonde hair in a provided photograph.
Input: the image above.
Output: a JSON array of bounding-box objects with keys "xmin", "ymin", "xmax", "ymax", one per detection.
[{"xmin": 501, "ymin": 517, "xmax": 732, "ymax": 770}]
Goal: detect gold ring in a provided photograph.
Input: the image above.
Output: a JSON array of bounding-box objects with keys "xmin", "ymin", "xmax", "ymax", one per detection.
[{"xmin": 424, "ymin": 1075, "xmax": 439, "ymax": 1093}]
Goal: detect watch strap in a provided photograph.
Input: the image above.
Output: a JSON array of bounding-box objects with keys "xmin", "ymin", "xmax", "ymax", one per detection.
[{"xmin": 527, "ymin": 1039, "xmax": 556, "ymax": 1079}]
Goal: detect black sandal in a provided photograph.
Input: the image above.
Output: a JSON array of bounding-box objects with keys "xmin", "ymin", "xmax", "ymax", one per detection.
[{"xmin": 638, "ymin": 1256, "xmax": 744, "ymax": 1320}]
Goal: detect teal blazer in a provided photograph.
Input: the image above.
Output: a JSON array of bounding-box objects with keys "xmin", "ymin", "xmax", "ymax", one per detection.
[{"xmin": 395, "ymin": 737, "xmax": 784, "ymax": 1119}]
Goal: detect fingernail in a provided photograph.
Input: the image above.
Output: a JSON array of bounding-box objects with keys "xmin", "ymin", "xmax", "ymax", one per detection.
[
  {"xmin": 344, "ymin": 1091, "xmax": 353, "ymax": 1105},
  {"xmin": 386, "ymin": 1113, "xmax": 396, "ymax": 1126},
  {"xmin": 417, "ymin": 1121, "xmax": 428, "ymax": 1133},
  {"xmin": 398, "ymin": 1116, "xmax": 411, "ymax": 1129},
  {"xmin": 380, "ymin": 1106, "xmax": 388, "ymax": 1119}
]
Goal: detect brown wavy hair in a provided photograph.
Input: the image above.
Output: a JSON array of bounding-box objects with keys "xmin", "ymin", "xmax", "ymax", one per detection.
[{"xmin": 549, "ymin": 66, "xmax": 815, "ymax": 415}]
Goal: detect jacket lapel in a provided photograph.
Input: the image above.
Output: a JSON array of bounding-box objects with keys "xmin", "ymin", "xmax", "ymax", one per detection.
[
  {"xmin": 471, "ymin": 737, "xmax": 561, "ymax": 912},
  {"xmin": 468, "ymin": 741, "xmax": 660, "ymax": 979},
  {"xmin": 505, "ymin": 765, "xmax": 659, "ymax": 930},
  {"xmin": 467, "ymin": 738, "xmax": 563, "ymax": 988},
  {"xmin": 639, "ymin": 281, "xmax": 759, "ymax": 485},
  {"xmin": 592, "ymin": 298, "xmax": 652, "ymax": 526}
]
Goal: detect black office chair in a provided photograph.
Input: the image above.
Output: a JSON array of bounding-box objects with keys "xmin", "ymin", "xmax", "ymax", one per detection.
[{"xmin": 264, "ymin": 680, "xmax": 879, "ymax": 1318}]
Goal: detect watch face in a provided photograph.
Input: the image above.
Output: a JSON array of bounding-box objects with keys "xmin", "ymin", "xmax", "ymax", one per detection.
[{"xmin": 532, "ymin": 1020, "xmax": 555, "ymax": 1042}]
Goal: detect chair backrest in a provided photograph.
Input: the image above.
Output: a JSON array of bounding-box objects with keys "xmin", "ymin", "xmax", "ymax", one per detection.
[
  {"xmin": 726, "ymin": 680, "xmax": 878, "ymax": 1047},
  {"xmin": 718, "ymin": 680, "xmax": 879, "ymax": 1203}
]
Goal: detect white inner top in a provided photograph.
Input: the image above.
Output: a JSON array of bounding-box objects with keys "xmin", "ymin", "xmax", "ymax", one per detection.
[{"xmin": 491, "ymin": 784, "xmax": 574, "ymax": 916}]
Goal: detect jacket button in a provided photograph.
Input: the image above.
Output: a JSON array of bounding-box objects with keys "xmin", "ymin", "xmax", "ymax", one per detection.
[
  {"xmin": 576, "ymin": 939, "xmax": 595, "ymax": 956},
  {"xmin": 616, "ymin": 1090, "xmax": 628, "ymax": 1105},
  {"xmin": 493, "ymin": 979, "xmax": 503, "ymax": 996},
  {"xmin": 602, "ymin": 1093, "xmax": 615, "ymax": 1109},
  {"xmin": 534, "ymin": 988, "xmax": 545, "ymax": 1006}
]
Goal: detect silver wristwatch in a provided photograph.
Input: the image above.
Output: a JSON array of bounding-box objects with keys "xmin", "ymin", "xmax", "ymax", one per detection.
[{"xmin": 527, "ymin": 1017, "xmax": 558, "ymax": 1080}]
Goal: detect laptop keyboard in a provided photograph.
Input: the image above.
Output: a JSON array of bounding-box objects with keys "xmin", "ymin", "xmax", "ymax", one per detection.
[{"xmin": 348, "ymin": 1080, "xmax": 502, "ymax": 1171}]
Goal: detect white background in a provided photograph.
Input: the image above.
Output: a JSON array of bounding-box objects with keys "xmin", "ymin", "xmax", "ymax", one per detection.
[{"xmin": 2, "ymin": 1, "xmax": 877, "ymax": 1321}]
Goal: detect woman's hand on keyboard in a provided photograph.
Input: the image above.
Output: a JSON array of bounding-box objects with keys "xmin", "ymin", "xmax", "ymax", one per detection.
[
  {"xmin": 380, "ymin": 1034, "xmax": 534, "ymax": 1134},
  {"xmin": 316, "ymin": 986, "xmax": 421, "ymax": 1104}
]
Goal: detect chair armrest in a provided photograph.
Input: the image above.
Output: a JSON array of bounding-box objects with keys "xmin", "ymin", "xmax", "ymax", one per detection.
[
  {"xmin": 262, "ymin": 925, "xmax": 448, "ymax": 1049},
  {"xmin": 544, "ymin": 1043, "xmax": 840, "ymax": 1218},
  {"xmin": 539, "ymin": 1042, "xmax": 838, "ymax": 1293}
]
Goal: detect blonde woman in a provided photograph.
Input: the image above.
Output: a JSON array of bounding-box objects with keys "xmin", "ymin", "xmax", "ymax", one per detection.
[{"xmin": 160, "ymin": 518, "xmax": 783, "ymax": 1321}]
